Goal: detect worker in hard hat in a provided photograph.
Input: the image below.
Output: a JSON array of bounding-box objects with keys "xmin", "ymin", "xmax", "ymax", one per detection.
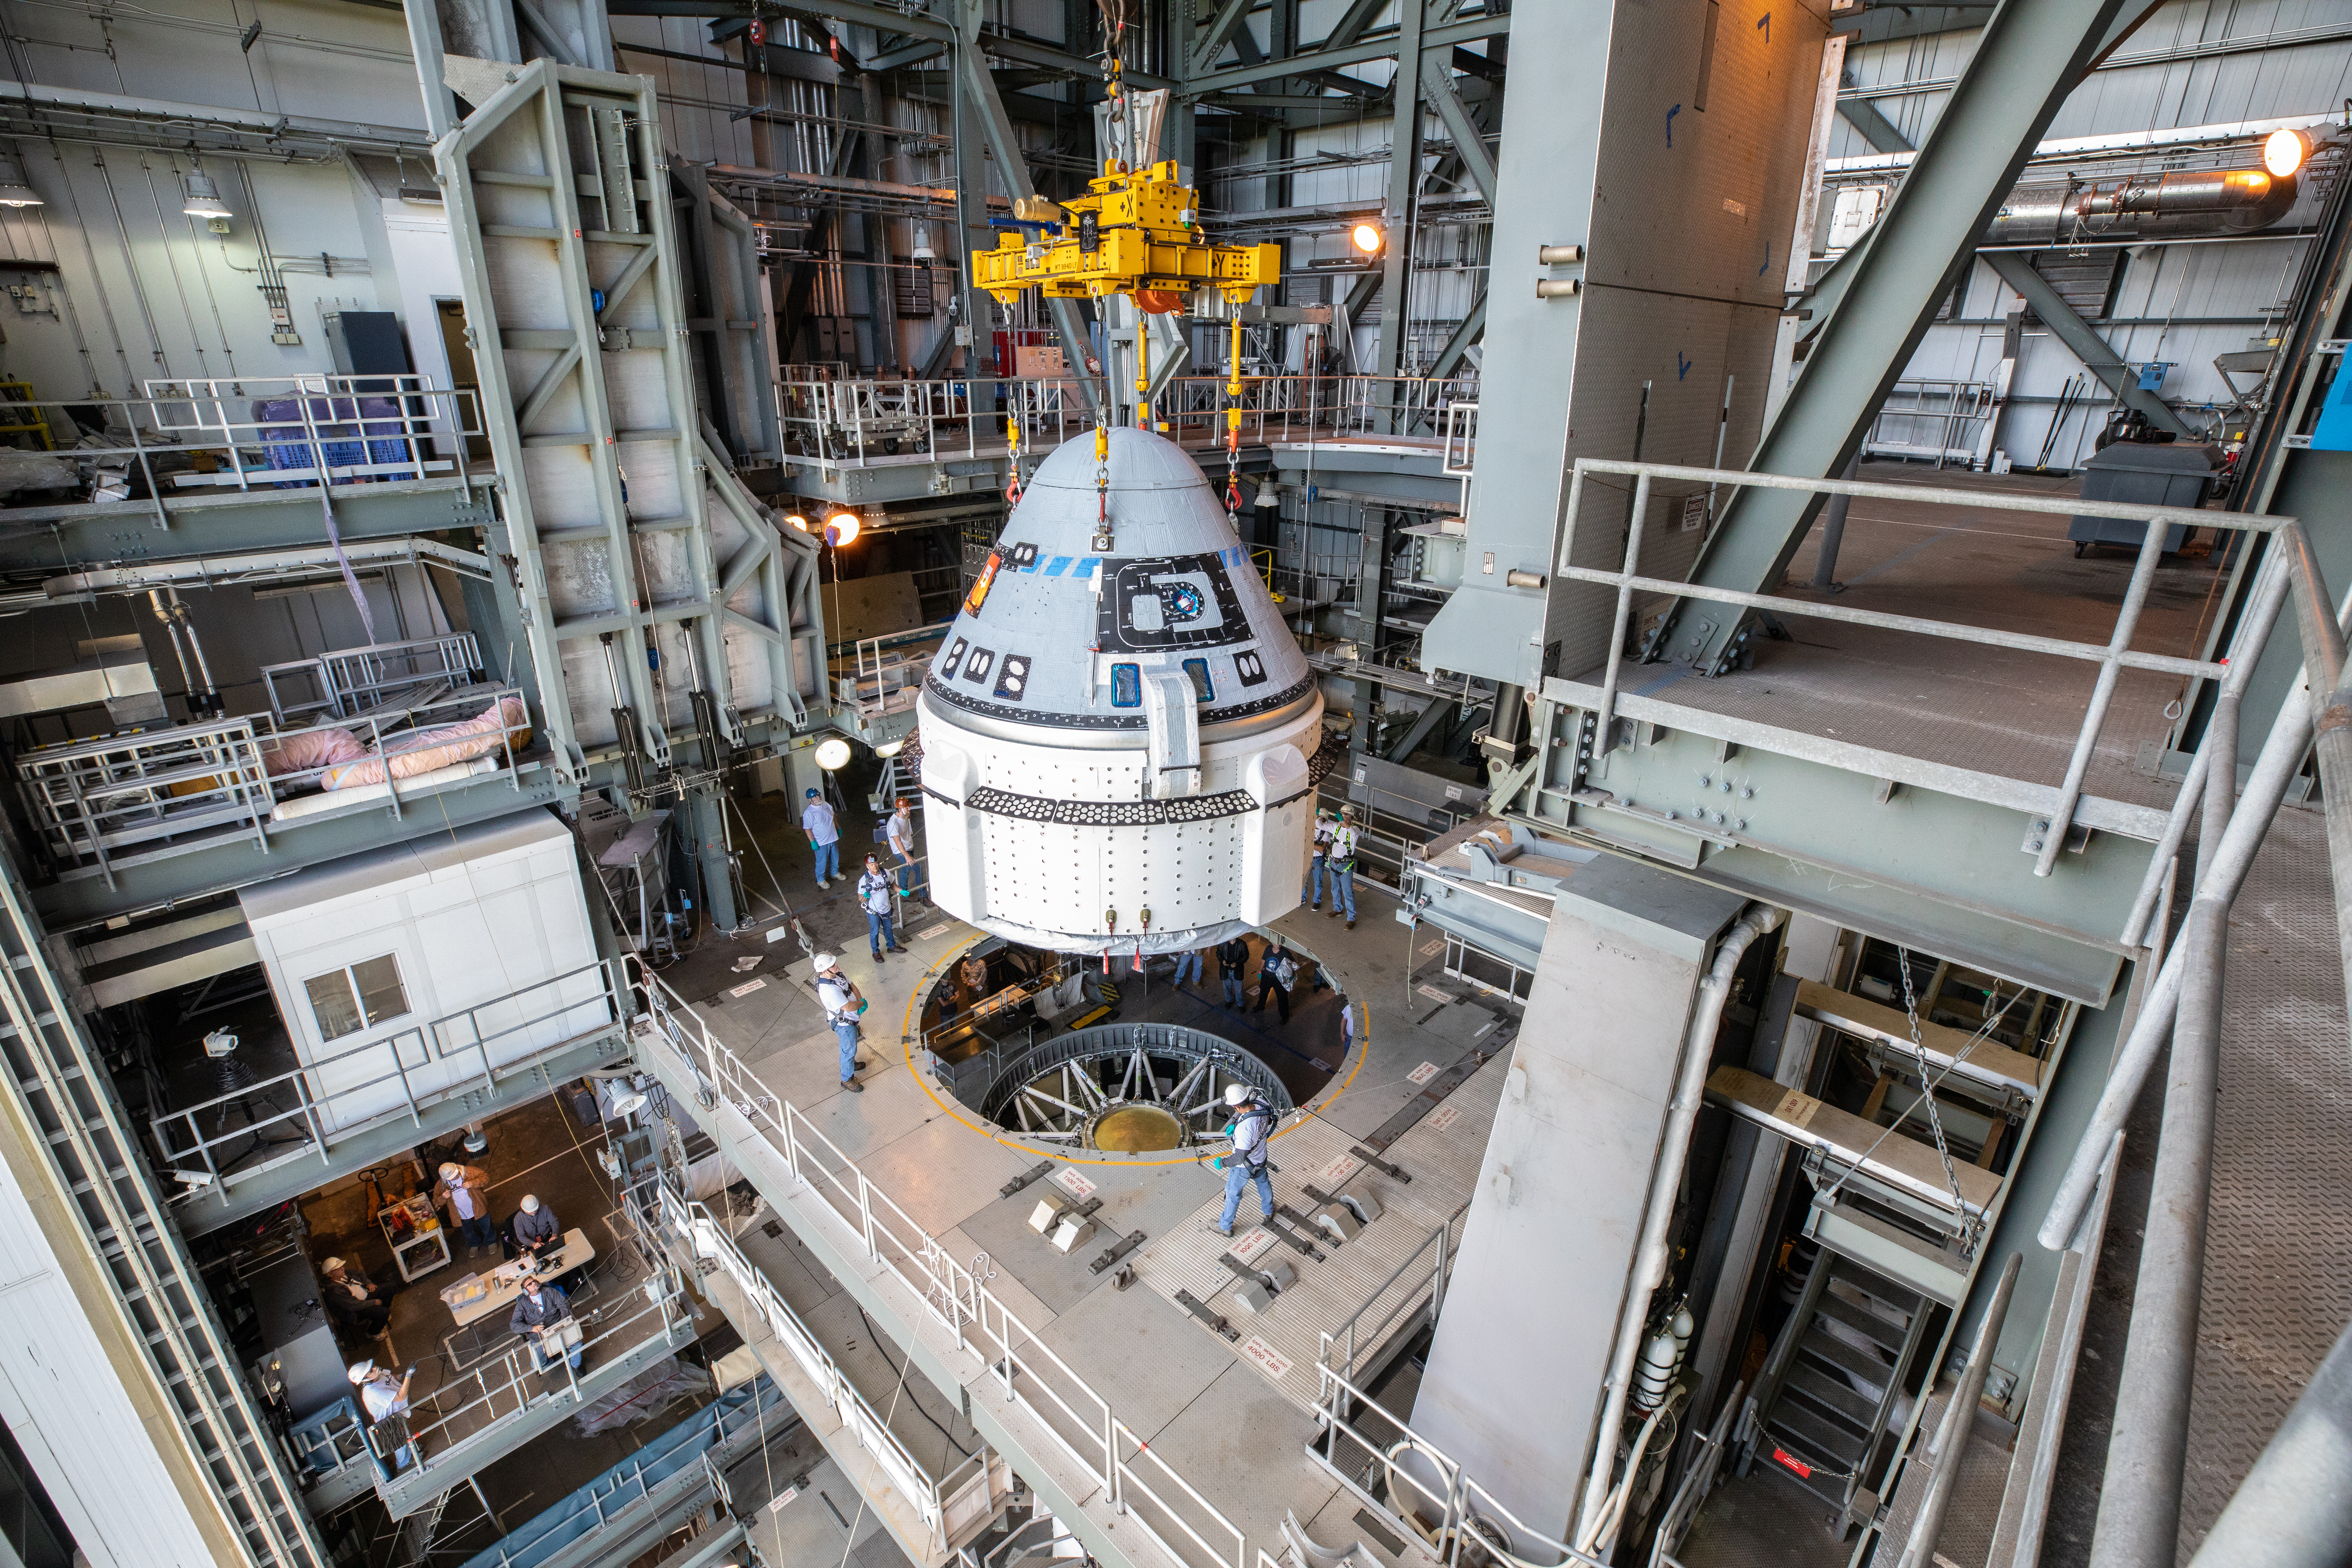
[
  {"xmin": 813, "ymin": 953, "xmax": 868, "ymax": 1093},
  {"xmin": 511, "ymin": 1194, "xmax": 559, "ymax": 1261},
  {"xmin": 434, "ymin": 1160, "xmax": 496, "ymax": 1256},
  {"xmin": 319, "ymin": 1256, "xmax": 392, "ymax": 1340},
  {"xmin": 1326, "ymin": 804, "xmax": 1362, "ymax": 930},
  {"xmin": 886, "ymin": 797, "xmax": 925, "ymax": 903},
  {"xmin": 1211, "ymin": 1083, "xmax": 1278, "ymax": 1237},
  {"xmin": 348, "ymin": 1360, "xmax": 416, "ymax": 1477},
  {"xmin": 1303, "ymin": 807, "xmax": 1336, "ymax": 909}
]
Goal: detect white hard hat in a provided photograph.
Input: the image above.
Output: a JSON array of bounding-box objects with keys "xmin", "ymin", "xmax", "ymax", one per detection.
[
  {"xmin": 520, "ymin": 1195, "xmax": 540, "ymax": 1213},
  {"xmin": 813, "ymin": 952, "xmax": 840, "ymax": 970},
  {"xmin": 347, "ymin": 1360, "xmax": 374, "ymax": 1384},
  {"xmin": 439, "ymin": 1162, "xmax": 461, "ymax": 1181},
  {"xmin": 322, "ymin": 1256, "xmax": 344, "ymax": 1273},
  {"xmin": 1224, "ymin": 1084, "xmax": 1251, "ymax": 1107}
]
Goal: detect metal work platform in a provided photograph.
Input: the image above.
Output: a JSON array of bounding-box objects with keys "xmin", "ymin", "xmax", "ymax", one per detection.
[{"xmin": 630, "ymin": 899, "xmax": 1518, "ymax": 1568}]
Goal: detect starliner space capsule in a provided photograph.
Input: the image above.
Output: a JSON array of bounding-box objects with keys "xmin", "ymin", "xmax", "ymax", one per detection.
[{"xmin": 917, "ymin": 426, "xmax": 1327, "ymax": 956}]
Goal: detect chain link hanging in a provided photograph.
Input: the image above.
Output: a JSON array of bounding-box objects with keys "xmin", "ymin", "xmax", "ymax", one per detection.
[{"xmin": 1896, "ymin": 946, "xmax": 1980, "ymax": 1248}]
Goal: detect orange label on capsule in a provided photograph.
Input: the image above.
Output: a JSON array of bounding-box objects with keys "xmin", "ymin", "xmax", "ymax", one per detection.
[{"xmin": 965, "ymin": 553, "xmax": 1002, "ymax": 615}]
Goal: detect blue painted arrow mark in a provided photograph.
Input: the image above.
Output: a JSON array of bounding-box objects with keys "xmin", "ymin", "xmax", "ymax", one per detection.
[
  {"xmin": 1759, "ymin": 239, "xmax": 1771, "ymax": 275},
  {"xmin": 1678, "ymin": 352, "xmax": 1693, "ymax": 381},
  {"xmin": 1757, "ymin": 11, "xmax": 1770, "ymax": 43},
  {"xmin": 1666, "ymin": 103, "xmax": 1681, "ymax": 147}
]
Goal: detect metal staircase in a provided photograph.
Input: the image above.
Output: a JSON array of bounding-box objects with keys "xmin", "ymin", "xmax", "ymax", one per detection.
[{"xmin": 1737, "ymin": 1248, "xmax": 1933, "ymax": 1525}]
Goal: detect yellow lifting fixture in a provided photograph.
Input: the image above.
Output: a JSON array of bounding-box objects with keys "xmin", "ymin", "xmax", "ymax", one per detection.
[{"xmin": 971, "ymin": 159, "xmax": 1281, "ymax": 309}]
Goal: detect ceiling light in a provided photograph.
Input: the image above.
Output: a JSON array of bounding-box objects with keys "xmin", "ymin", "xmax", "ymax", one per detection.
[
  {"xmin": 783, "ymin": 513, "xmax": 811, "ymax": 532},
  {"xmin": 1350, "ymin": 221, "xmax": 1384, "ymax": 255},
  {"xmin": 0, "ymin": 148, "xmax": 42, "ymax": 208},
  {"xmin": 814, "ymin": 736, "xmax": 853, "ymax": 770},
  {"xmin": 824, "ymin": 511, "xmax": 861, "ymax": 546},
  {"xmin": 912, "ymin": 225, "xmax": 935, "ymax": 261},
  {"xmin": 181, "ymin": 169, "xmax": 232, "ymax": 218},
  {"xmin": 873, "ymin": 738, "xmax": 904, "ymax": 758},
  {"xmin": 2262, "ymin": 127, "xmax": 2309, "ymax": 179},
  {"xmin": 611, "ymin": 1091, "xmax": 648, "ymax": 1118}
]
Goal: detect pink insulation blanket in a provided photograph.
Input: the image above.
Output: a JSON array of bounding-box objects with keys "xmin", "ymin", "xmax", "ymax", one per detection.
[
  {"xmin": 318, "ymin": 694, "xmax": 527, "ymax": 791},
  {"xmin": 260, "ymin": 727, "xmax": 369, "ymax": 777}
]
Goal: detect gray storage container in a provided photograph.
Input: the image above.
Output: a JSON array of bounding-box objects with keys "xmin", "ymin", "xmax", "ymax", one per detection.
[{"xmin": 2069, "ymin": 441, "xmax": 2219, "ymax": 554}]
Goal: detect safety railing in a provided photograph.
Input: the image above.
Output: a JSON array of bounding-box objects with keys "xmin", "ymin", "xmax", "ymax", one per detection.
[
  {"xmin": 1316, "ymin": 1219, "xmax": 1456, "ymax": 1390},
  {"xmin": 840, "ymin": 622, "xmax": 953, "ymax": 719},
  {"xmin": 1309, "ymin": 1359, "xmax": 1612, "ymax": 1568},
  {"xmin": 150, "ymin": 957, "xmax": 630, "ymax": 1188},
  {"xmin": 15, "ymin": 684, "xmax": 533, "ymax": 885},
  {"xmin": 1862, "ymin": 378, "xmax": 1997, "ymax": 468},
  {"xmin": 774, "ymin": 372, "xmax": 1475, "ymax": 467},
  {"xmin": 0, "ymin": 378, "xmax": 481, "ymax": 523},
  {"xmin": 262, "ymin": 632, "xmax": 485, "ymax": 725},
  {"xmin": 385, "ymin": 1264, "xmax": 695, "ymax": 1479},
  {"xmin": 658, "ymin": 1181, "xmax": 996, "ymax": 1548},
  {"xmin": 1554, "ymin": 458, "xmax": 2313, "ymax": 883},
  {"xmin": 637, "ymin": 969, "xmax": 1247, "ymax": 1568}
]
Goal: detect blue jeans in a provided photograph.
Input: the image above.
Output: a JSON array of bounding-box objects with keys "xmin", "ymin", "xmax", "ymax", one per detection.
[
  {"xmin": 1329, "ymin": 865, "xmax": 1356, "ymax": 922},
  {"xmin": 1172, "ymin": 952, "xmax": 1202, "ymax": 986},
  {"xmin": 896, "ymin": 854, "xmax": 925, "ymax": 898},
  {"xmin": 812, "ymin": 841, "xmax": 840, "ymax": 883},
  {"xmin": 1303, "ymin": 855, "xmax": 1324, "ymax": 904},
  {"xmin": 833, "ymin": 1020, "xmax": 860, "ymax": 1082},
  {"xmin": 1223, "ymin": 967, "xmax": 1244, "ymax": 1005},
  {"xmin": 459, "ymin": 1214, "xmax": 496, "ymax": 1250},
  {"xmin": 1219, "ymin": 1160, "xmax": 1275, "ymax": 1230},
  {"xmin": 866, "ymin": 908, "xmax": 896, "ymax": 954},
  {"xmin": 531, "ymin": 1337, "xmax": 583, "ymax": 1374}
]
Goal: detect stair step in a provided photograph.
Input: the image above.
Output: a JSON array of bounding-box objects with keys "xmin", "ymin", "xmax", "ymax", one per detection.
[
  {"xmin": 1815, "ymin": 1287, "xmax": 1912, "ymax": 1353},
  {"xmin": 1783, "ymin": 1359, "xmax": 1881, "ymax": 1431},
  {"xmin": 1763, "ymin": 1398, "xmax": 1871, "ymax": 1472}
]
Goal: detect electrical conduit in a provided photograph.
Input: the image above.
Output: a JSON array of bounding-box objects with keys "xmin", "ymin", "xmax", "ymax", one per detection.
[{"xmin": 1573, "ymin": 901, "xmax": 1785, "ymax": 1552}]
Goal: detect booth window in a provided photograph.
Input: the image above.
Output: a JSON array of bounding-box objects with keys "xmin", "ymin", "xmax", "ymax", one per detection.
[{"xmin": 303, "ymin": 955, "xmax": 411, "ymax": 1041}]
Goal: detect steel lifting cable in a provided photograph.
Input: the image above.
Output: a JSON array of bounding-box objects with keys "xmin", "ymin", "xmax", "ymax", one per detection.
[{"xmin": 1893, "ymin": 947, "xmax": 1974, "ymax": 1237}]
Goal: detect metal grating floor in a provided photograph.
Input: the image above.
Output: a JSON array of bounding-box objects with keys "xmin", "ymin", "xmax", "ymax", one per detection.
[{"xmin": 2178, "ymin": 804, "xmax": 2352, "ymax": 1556}]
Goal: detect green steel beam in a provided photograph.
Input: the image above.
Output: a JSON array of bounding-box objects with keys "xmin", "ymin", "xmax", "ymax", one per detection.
[
  {"xmin": 1182, "ymin": 13, "xmax": 1507, "ymax": 94},
  {"xmin": 1835, "ymin": 95, "xmax": 1914, "ymax": 154},
  {"xmin": 1653, "ymin": 0, "xmax": 2167, "ymax": 676},
  {"xmin": 1371, "ymin": 1, "xmax": 1426, "ymax": 380},
  {"xmin": 1419, "ymin": 51, "xmax": 1496, "ymax": 205},
  {"xmin": 1983, "ymin": 250, "xmax": 2193, "ymax": 438},
  {"xmin": 1429, "ymin": 291, "xmax": 1486, "ymax": 378}
]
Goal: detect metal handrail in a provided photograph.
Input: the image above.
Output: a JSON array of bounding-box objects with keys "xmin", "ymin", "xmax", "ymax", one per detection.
[
  {"xmin": 150, "ymin": 957, "xmax": 628, "ymax": 1186},
  {"xmin": 660, "ymin": 1182, "xmax": 975, "ymax": 1541},
  {"xmin": 1559, "ymin": 457, "xmax": 2308, "ymax": 879},
  {"xmin": 636, "ymin": 967, "xmax": 1247, "ymax": 1568},
  {"xmin": 1317, "ymin": 1219, "xmax": 1456, "ymax": 1388}
]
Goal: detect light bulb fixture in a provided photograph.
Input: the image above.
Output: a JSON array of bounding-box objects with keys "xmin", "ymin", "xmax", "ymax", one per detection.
[
  {"xmin": 814, "ymin": 736, "xmax": 853, "ymax": 770},
  {"xmin": 783, "ymin": 512, "xmax": 811, "ymax": 532},
  {"xmin": 181, "ymin": 168, "xmax": 232, "ymax": 219},
  {"xmin": 1255, "ymin": 480, "xmax": 1281, "ymax": 509},
  {"xmin": 911, "ymin": 225, "xmax": 935, "ymax": 261},
  {"xmin": 611, "ymin": 1091, "xmax": 649, "ymax": 1118},
  {"xmin": 2262, "ymin": 127, "xmax": 2309, "ymax": 179},
  {"xmin": 824, "ymin": 511, "xmax": 861, "ymax": 546},
  {"xmin": 0, "ymin": 147, "xmax": 42, "ymax": 208},
  {"xmin": 1350, "ymin": 220, "xmax": 1384, "ymax": 255},
  {"xmin": 873, "ymin": 738, "xmax": 905, "ymax": 758}
]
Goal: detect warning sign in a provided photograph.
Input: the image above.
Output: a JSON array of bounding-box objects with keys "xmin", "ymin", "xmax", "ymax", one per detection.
[
  {"xmin": 1320, "ymin": 1154, "xmax": 1361, "ymax": 1186},
  {"xmin": 1054, "ymin": 1168, "xmax": 1097, "ymax": 1199},
  {"xmin": 1416, "ymin": 985, "xmax": 1449, "ymax": 1002},
  {"xmin": 728, "ymin": 978, "xmax": 767, "ymax": 999},
  {"xmin": 1407, "ymin": 1061, "xmax": 1440, "ymax": 1086},
  {"xmin": 1240, "ymin": 1336, "xmax": 1294, "ymax": 1380},
  {"xmin": 1771, "ymin": 1447, "xmax": 1814, "ymax": 1480},
  {"xmin": 917, "ymin": 922, "xmax": 952, "ymax": 941},
  {"xmin": 1418, "ymin": 939, "xmax": 1444, "ymax": 957},
  {"xmin": 1429, "ymin": 1104, "xmax": 1462, "ymax": 1134},
  {"xmin": 1228, "ymin": 1228, "xmax": 1276, "ymax": 1264}
]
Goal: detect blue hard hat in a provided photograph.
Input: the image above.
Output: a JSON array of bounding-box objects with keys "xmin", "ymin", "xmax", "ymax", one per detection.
[{"xmin": 805, "ymin": 788, "xmax": 819, "ymax": 798}]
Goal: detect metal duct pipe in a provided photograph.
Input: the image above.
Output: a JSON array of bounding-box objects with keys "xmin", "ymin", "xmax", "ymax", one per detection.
[
  {"xmin": 1985, "ymin": 168, "xmax": 2298, "ymax": 246},
  {"xmin": 146, "ymin": 588, "xmax": 196, "ymax": 706},
  {"xmin": 1574, "ymin": 901, "xmax": 1786, "ymax": 1550},
  {"xmin": 166, "ymin": 587, "xmax": 219, "ymax": 716}
]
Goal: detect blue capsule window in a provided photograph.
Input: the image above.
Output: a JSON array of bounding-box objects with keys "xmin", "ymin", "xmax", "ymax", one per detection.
[
  {"xmin": 1110, "ymin": 662, "xmax": 1142, "ymax": 708},
  {"xmin": 1182, "ymin": 658, "xmax": 1214, "ymax": 702}
]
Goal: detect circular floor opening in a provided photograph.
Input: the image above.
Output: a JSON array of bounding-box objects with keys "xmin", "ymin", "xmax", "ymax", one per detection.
[{"xmin": 918, "ymin": 939, "xmax": 1330, "ymax": 1153}]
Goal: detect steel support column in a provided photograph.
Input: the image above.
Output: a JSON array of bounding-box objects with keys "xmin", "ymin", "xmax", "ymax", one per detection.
[
  {"xmin": 1370, "ymin": 1, "xmax": 1426, "ymax": 384},
  {"xmin": 1654, "ymin": 0, "xmax": 2164, "ymax": 676},
  {"xmin": 1984, "ymin": 251, "xmax": 2192, "ymax": 438}
]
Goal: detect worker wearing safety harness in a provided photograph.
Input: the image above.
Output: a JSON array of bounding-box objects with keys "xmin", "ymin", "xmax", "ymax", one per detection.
[
  {"xmin": 813, "ymin": 953, "xmax": 868, "ymax": 1093},
  {"xmin": 1326, "ymin": 804, "xmax": 1362, "ymax": 929},
  {"xmin": 1211, "ymin": 1083, "xmax": 1278, "ymax": 1237},
  {"xmin": 1303, "ymin": 808, "xmax": 1336, "ymax": 909}
]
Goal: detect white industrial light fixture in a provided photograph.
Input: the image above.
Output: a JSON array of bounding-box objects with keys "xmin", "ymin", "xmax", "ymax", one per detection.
[
  {"xmin": 610, "ymin": 1091, "xmax": 649, "ymax": 1118},
  {"xmin": 814, "ymin": 736, "xmax": 853, "ymax": 770},
  {"xmin": 181, "ymin": 168, "xmax": 232, "ymax": 218},
  {"xmin": 1255, "ymin": 480, "xmax": 1281, "ymax": 509},
  {"xmin": 873, "ymin": 737, "xmax": 905, "ymax": 758},
  {"xmin": 783, "ymin": 512, "xmax": 811, "ymax": 532},
  {"xmin": 1350, "ymin": 220, "xmax": 1384, "ymax": 255},
  {"xmin": 2262, "ymin": 127, "xmax": 2310, "ymax": 180},
  {"xmin": 0, "ymin": 148, "xmax": 42, "ymax": 208},
  {"xmin": 824, "ymin": 510, "xmax": 861, "ymax": 546},
  {"xmin": 912, "ymin": 224, "xmax": 935, "ymax": 260}
]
